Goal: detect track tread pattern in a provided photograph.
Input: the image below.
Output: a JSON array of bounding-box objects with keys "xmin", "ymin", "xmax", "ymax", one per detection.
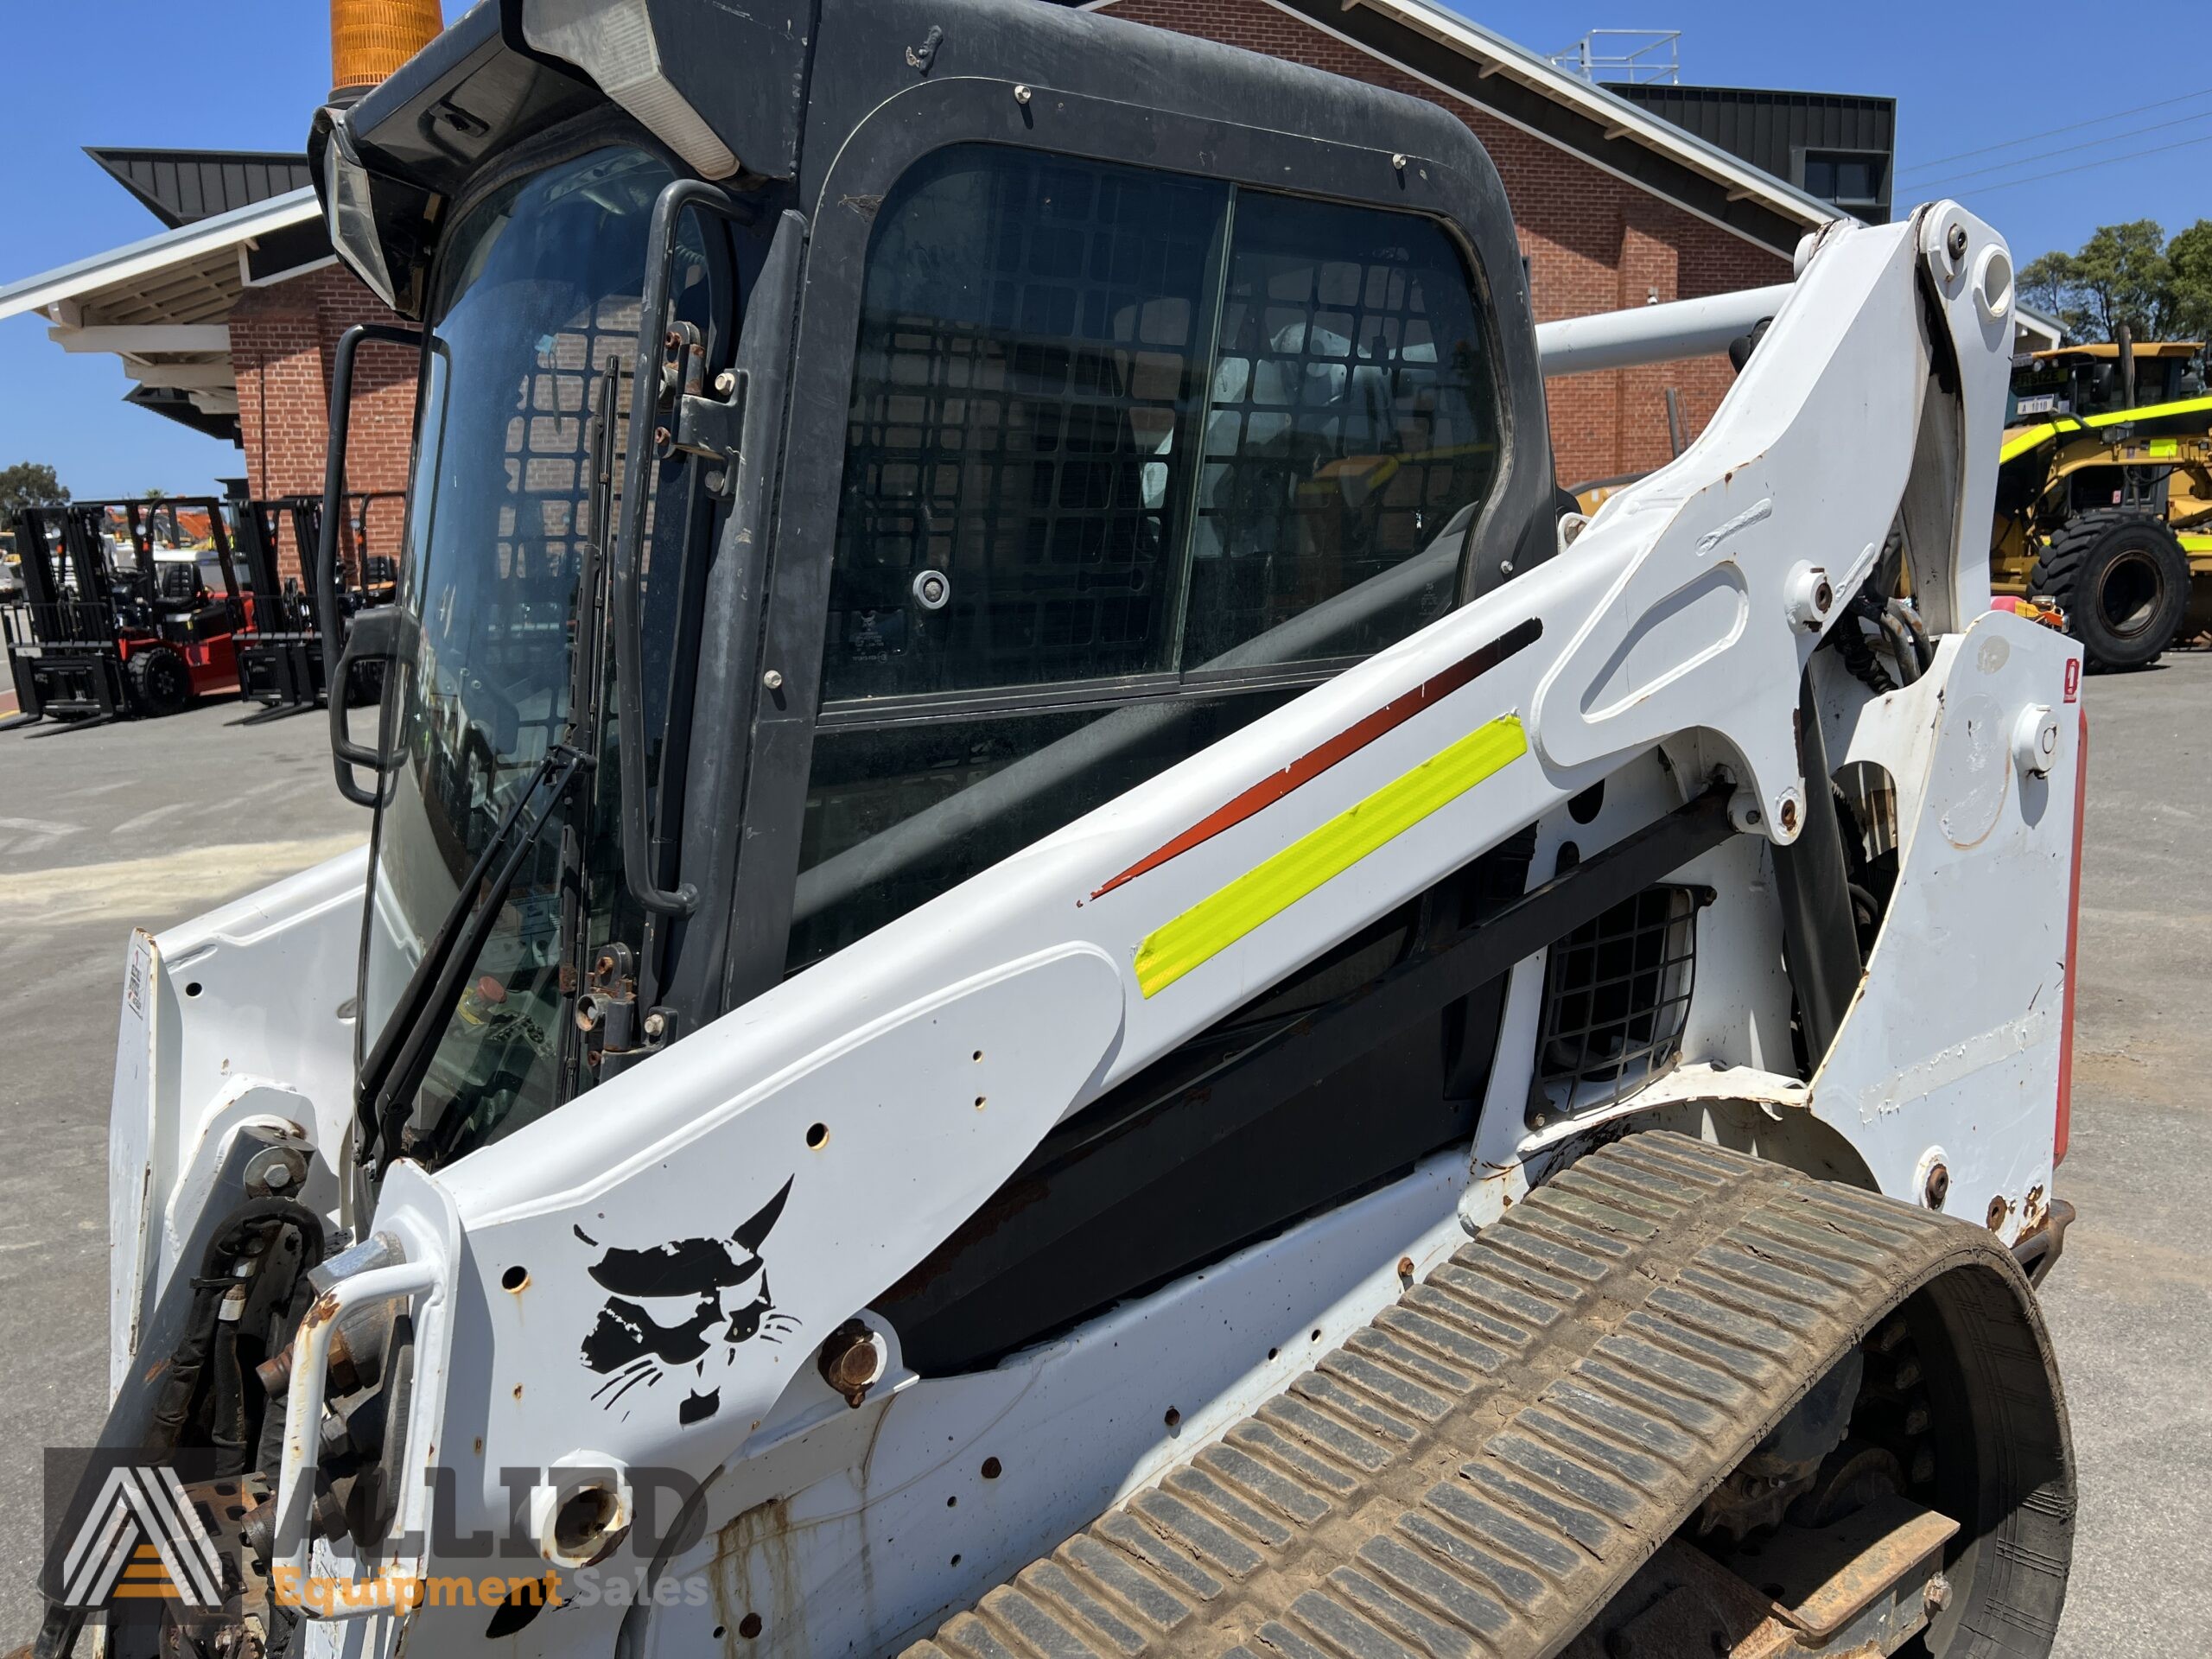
[{"xmin": 899, "ymin": 1133, "xmax": 2043, "ymax": 1659}]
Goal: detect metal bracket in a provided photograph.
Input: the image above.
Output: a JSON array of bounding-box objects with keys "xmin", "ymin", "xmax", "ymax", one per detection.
[{"xmin": 673, "ymin": 375, "xmax": 747, "ymax": 496}]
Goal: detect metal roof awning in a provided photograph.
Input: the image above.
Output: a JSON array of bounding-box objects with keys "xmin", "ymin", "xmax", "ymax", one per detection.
[
  {"xmin": 1324, "ymin": 0, "xmax": 1846, "ymax": 235},
  {"xmin": 0, "ymin": 187, "xmax": 327, "ymax": 439},
  {"xmin": 84, "ymin": 147, "xmax": 316, "ymax": 229}
]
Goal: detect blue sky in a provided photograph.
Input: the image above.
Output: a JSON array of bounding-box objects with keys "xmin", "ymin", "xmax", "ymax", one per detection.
[{"xmin": 3, "ymin": 0, "xmax": 2206, "ymax": 499}]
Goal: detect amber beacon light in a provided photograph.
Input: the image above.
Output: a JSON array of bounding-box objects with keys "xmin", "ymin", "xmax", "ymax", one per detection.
[{"xmin": 329, "ymin": 0, "xmax": 443, "ymax": 104}]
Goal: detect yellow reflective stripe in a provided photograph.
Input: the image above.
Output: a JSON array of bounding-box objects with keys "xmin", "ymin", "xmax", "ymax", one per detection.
[
  {"xmin": 2081, "ymin": 392, "xmax": 2212, "ymax": 430},
  {"xmin": 1134, "ymin": 715, "xmax": 1527, "ymax": 998},
  {"xmin": 2000, "ymin": 423, "xmax": 2061, "ymax": 463}
]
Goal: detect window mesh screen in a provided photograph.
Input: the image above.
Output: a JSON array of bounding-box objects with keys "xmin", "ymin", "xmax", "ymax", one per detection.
[
  {"xmin": 826, "ymin": 150, "xmax": 1220, "ymax": 698},
  {"xmin": 1185, "ymin": 194, "xmax": 1493, "ymax": 665},
  {"xmin": 1538, "ymin": 885, "xmax": 1699, "ymax": 1109}
]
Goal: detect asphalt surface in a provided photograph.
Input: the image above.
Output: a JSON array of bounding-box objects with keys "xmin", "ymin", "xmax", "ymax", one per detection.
[
  {"xmin": 0, "ymin": 664, "xmax": 2207, "ymax": 1651},
  {"xmin": 0, "ymin": 699, "xmax": 368, "ymax": 1636}
]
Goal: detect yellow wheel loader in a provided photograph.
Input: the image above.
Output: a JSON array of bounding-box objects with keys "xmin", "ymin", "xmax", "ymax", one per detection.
[{"xmin": 1993, "ymin": 339, "xmax": 2212, "ymax": 666}]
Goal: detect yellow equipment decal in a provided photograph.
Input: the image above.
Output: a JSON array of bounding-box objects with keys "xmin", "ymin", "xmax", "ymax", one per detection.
[{"xmin": 1134, "ymin": 714, "xmax": 1528, "ymax": 998}]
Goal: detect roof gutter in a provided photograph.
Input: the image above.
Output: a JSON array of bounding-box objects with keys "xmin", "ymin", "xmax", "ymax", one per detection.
[
  {"xmin": 0, "ymin": 188, "xmax": 321, "ymax": 324},
  {"xmin": 1333, "ymin": 0, "xmax": 1839, "ymax": 232}
]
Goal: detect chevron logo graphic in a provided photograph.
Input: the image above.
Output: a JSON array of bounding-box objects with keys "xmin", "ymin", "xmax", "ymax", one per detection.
[{"xmin": 55, "ymin": 1465, "xmax": 226, "ymax": 1611}]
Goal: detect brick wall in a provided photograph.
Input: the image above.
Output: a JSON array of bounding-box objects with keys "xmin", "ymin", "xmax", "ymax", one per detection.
[
  {"xmin": 1097, "ymin": 0, "xmax": 1792, "ymax": 486},
  {"xmin": 230, "ymin": 264, "xmax": 417, "ymax": 576}
]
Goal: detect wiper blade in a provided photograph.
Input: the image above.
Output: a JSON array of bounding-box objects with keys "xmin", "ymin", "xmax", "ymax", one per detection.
[{"xmin": 356, "ymin": 739, "xmax": 591, "ymax": 1176}]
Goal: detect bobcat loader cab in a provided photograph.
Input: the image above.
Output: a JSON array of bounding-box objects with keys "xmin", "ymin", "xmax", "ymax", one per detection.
[{"xmin": 50, "ymin": 0, "xmax": 2082, "ymax": 1656}]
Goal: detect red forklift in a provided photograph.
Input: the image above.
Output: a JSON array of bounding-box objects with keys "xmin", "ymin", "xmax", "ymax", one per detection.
[
  {"xmin": 1, "ymin": 496, "xmax": 246, "ymax": 726},
  {"xmin": 228, "ymin": 487, "xmax": 401, "ymax": 715}
]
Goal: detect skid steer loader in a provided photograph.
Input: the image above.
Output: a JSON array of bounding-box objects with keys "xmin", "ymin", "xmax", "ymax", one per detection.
[{"xmin": 32, "ymin": 3, "xmax": 2082, "ymax": 1656}]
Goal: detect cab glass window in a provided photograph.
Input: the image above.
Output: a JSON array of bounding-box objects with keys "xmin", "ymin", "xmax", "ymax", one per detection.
[{"xmin": 791, "ymin": 145, "xmax": 1500, "ymax": 969}]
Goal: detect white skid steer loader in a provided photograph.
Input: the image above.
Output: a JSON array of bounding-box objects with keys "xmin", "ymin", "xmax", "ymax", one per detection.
[{"xmin": 35, "ymin": 0, "xmax": 2081, "ymax": 1655}]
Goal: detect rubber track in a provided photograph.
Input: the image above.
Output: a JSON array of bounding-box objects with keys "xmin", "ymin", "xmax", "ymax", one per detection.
[{"xmin": 900, "ymin": 1132, "xmax": 2043, "ymax": 1659}]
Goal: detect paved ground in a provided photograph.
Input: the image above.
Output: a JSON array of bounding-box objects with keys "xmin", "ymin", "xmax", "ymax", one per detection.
[
  {"xmin": 2037, "ymin": 653, "xmax": 2212, "ymax": 1656},
  {"xmin": 0, "ymin": 700, "xmax": 367, "ymax": 1632},
  {"xmin": 0, "ymin": 664, "xmax": 2208, "ymax": 1651}
]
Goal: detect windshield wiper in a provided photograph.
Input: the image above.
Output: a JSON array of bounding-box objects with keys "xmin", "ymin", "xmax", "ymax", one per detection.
[{"xmin": 356, "ymin": 737, "xmax": 593, "ymax": 1177}]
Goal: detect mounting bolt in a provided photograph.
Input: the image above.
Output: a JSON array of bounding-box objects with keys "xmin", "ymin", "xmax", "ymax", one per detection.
[
  {"xmin": 2012, "ymin": 702, "xmax": 2059, "ymax": 779},
  {"xmin": 642, "ymin": 1010, "xmax": 667, "ymax": 1042},
  {"xmin": 761, "ymin": 668, "xmax": 785, "ymax": 691},
  {"xmin": 1013, "ymin": 83, "xmax": 1033, "ymax": 105},
  {"xmin": 1390, "ymin": 153, "xmax": 1408, "ymax": 170},
  {"xmin": 1946, "ymin": 223, "xmax": 1968, "ymax": 263},
  {"xmin": 817, "ymin": 1319, "xmax": 888, "ymax": 1408},
  {"xmin": 1924, "ymin": 1572, "xmax": 1954, "ymax": 1616},
  {"xmin": 715, "ymin": 369, "xmax": 737, "ymax": 396},
  {"xmin": 1923, "ymin": 1160, "xmax": 1950, "ymax": 1210},
  {"xmin": 1785, "ymin": 562, "xmax": 1834, "ymax": 629},
  {"xmin": 912, "ymin": 569, "xmax": 952, "ymax": 611},
  {"xmin": 1776, "ymin": 789, "xmax": 1802, "ymax": 837}
]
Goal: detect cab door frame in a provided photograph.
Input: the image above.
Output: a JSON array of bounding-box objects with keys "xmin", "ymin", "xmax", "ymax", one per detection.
[{"xmin": 719, "ymin": 74, "xmax": 1555, "ymax": 1008}]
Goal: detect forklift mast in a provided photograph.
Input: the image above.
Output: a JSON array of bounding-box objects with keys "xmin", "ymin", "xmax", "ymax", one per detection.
[
  {"xmin": 230, "ymin": 489, "xmax": 404, "ymax": 712},
  {"xmin": 3, "ymin": 496, "xmax": 245, "ymax": 724}
]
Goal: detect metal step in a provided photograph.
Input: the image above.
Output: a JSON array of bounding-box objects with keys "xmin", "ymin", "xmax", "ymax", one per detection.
[{"xmin": 899, "ymin": 1132, "xmax": 2069, "ymax": 1659}]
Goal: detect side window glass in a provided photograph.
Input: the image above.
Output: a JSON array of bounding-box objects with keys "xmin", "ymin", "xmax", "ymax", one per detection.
[
  {"xmin": 791, "ymin": 148, "xmax": 1503, "ymax": 972},
  {"xmin": 1187, "ymin": 194, "xmax": 1494, "ymax": 668},
  {"xmin": 823, "ymin": 149, "xmax": 1225, "ymax": 702}
]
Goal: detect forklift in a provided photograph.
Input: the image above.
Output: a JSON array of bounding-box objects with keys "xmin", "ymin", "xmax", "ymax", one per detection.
[
  {"xmin": 1, "ymin": 496, "xmax": 246, "ymax": 726},
  {"xmin": 229, "ymin": 487, "xmax": 402, "ymax": 715}
]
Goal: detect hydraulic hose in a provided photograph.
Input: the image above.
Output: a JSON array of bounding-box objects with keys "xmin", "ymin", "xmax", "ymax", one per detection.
[
  {"xmin": 1878, "ymin": 607, "xmax": 1924, "ymax": 686},
  {"xmin": 35, "ymin": 1197, "xmax": 326, "ymax": 1659},
  {"xmin": 147, "ymin": 1198, "xmax": 327, "ymax": 1452}
]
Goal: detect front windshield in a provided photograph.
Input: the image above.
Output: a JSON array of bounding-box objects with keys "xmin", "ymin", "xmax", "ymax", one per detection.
[{"xmin": 360, "ymin": 143, "xmax": 710, "ymax": 1167}]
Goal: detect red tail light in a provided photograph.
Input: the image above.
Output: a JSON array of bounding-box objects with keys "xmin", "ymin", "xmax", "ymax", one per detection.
[{"xmin": 2054, "ymin": 702, "xmax": 2088, "ymax": 1164}]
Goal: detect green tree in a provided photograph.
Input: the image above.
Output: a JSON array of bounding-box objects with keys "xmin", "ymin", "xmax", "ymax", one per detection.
[
  {"xmin": 2018, "ymin": 219, "xmax": 2204, "ymax": 343},
  {"xmin": 2018, "ymin": 249, "xmax": 2082, "ymax": 334},
  {"xmin": 2166, "ymin": 219, "xmax": 2212, "ymax": 345},
  {"xmin": 2073, "ymin": 219, "xmax": 2171, "ymax": 339},
  {"xmin": 0, "ymin": 461, "xmax": 68, "ymax": 530}
]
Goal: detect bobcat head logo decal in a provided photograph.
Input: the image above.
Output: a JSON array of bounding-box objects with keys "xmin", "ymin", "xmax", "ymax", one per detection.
[{"xmin": 575, "ymin": 1178, "xmax": 799, "ymax": 1425}]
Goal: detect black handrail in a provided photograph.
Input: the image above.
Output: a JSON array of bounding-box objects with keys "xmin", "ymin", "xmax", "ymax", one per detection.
[
  {"xmin": 609, "ymin": 179, "xmax": 747, "ymax": 917},
  {"xmin": 318, "ymin": 321, "xmax": 423, "ymax": 805}
]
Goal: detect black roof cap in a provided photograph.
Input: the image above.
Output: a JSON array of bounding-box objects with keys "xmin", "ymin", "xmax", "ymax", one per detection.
[{"xmin": 84, "ymin": 147, "xmax": 314, "ymax": 229}]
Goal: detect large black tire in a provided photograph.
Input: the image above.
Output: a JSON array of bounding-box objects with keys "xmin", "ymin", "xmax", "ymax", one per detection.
[
  {"xmin": 2030, "ymin": 507, "xmax": 2190, "ymax": 671},
  {"xmin": 126, "ymin": 644, "xmax": 194, "ymax": 716}
]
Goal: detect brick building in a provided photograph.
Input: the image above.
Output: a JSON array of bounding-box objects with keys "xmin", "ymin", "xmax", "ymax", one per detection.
[
  {"xmin": 3, "ymin": 0, "xmax": 1874, "ymax": 567},
  {"xmin": 0, "ymin": 150, "xmax": 419, "ymax": 574}
]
